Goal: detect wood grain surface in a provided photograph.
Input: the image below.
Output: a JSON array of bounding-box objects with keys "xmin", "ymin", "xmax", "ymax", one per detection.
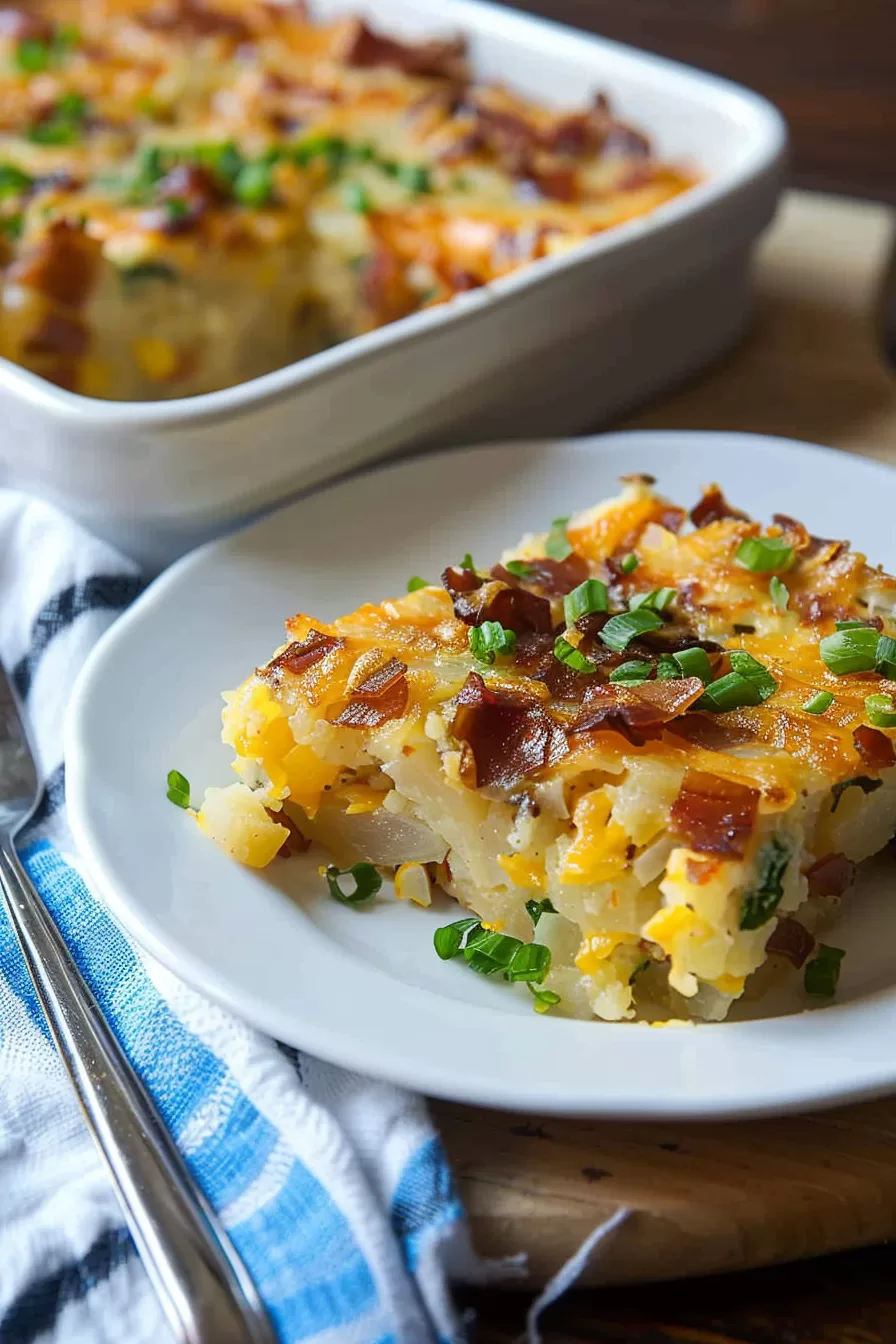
[{"xmin": 437, "ymin": 189, "xmax": 896, "ymax": 1338}]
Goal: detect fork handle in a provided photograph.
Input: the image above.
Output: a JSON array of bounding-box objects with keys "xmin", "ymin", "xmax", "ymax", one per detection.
[{"xmin": 0, "ymin": 835, "xmax": 277, "ymax": 1344}]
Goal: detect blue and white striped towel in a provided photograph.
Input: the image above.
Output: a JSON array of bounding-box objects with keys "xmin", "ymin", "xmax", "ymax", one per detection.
[{"xmin": 0, "ymin": 491, "xmax": 493, "ymax": 1344}]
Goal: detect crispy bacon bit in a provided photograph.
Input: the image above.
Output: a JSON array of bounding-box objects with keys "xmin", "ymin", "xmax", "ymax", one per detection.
[
  {"xmin": 806, "ymin": 852, "xmax": 857, "ymax": 900},
  {"xmin": 442, "ymin": 565, "xmax": 482, "ymax": 596},
  {"xmin": 770, "ymin": 513, "xmax": 811, "ymax": 553},
  {"xmin": 451, "ymin": 672, "xmax": 567, "ymax": 791},
  {"xmin": 8, "ymin": 223, "xmax": 101, "ymax": 309},
  {"xmin": 0, "ymin": 8, "xmax": 52, "ymax": 39},
  {"xmin": 689, "ymin": 485, "xmax": 750, "ymax": 529},
  {"xmin": 443, "ymin": 571, "xmax": 553, "ymax": 634},
  {"xmin": 766, "ymin": 917, "xmax": 815, "ymax": 969},
  {"xmin": 513, "ymin": 630, "xmax": 601, "ymax": 701},
  {"xmin": 666, "ymin": 713, "xmax": 757, "ymax": 752},
  {"xmin": 334, "ymin": 657, "xmax": 408, "ymax": 728},
  {"xmin": 359, "ymin": 244, "xmax": 417, "ymax": 326},
  {"xmin": 261, "ymin": 629, "xmax": 344, "ymax": 679},
  {"xmin": 570, "ymin": 678, "xmax": 704, "ymax": 747},
  {"xmin": 529, "ymin": 167, "xmax": 578, "ymax": 203},
  {"xmin": 854, "ymin": 724, "xmax": 896, "ymax": 771},
  {"xmin": 141, "ymin": 164, "xmax": 222, "ymax": 234},
  {"xmin": 602, "ymin": 123, "xmax": 651, "ymax": 158},
  {"xmin": 669, "ymin": 770, "xmax": 760, "ymax": 858},
  {"xmin": 23, "ymin": 312, "xmax": 89, "ymax": 358},
  {"xmin": 337, "ymin": 17, "xmax": 467, "ymax": 81}
]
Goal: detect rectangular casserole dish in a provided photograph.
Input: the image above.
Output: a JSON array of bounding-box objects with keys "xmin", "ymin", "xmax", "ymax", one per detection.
[{"xmin": 0, "ymin": 0, "xmax": 786, "ymax": 568}]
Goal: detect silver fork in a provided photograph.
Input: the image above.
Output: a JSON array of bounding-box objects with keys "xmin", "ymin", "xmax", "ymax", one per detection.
[{"xmin": 0, "ymin": 666, "xmax": 278, "ymax": 1344}]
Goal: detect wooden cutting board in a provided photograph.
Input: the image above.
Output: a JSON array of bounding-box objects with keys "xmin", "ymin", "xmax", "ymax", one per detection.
[{"xmin": 434, "ymin": 189, "xmax": 896, "ymax": 1289}]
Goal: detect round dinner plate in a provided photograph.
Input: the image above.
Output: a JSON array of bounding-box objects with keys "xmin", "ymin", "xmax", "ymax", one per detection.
[{"xmin": 67, "ymin": 431, "xmax": 896, "ymax": 1119}]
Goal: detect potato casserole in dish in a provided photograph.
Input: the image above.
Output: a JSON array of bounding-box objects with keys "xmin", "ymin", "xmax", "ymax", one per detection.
[
  {"xmin": 0, "ymin": 0, "xmax": 696, "ymax": 400},
  {"xmin": 193, "ymin": 478, "xmax": 896, "ymax": 1023}
]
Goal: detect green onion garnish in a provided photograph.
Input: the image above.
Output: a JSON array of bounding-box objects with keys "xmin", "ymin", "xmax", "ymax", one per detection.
[
  {"xmin": 0, "ymin": 164, "xmax": 32, "ymax": 199},
  {"xmin": 166, "ymin": 769, "xmax": 191, "ymax": 809},
  {"xmin": 804, "ymin": 943, "xmax": 845, "ymax": 997},
  {"xmin": 819, "ymin": 626, "xmax": 879, "ymax": 675},
  {"xmin": 164, "ymin": 197, "xmax": 190, "ymax": 223},
  {"xmin": 735, "ymin": 536, "xmax": 794, "ymax": 573},
  {"xmin": 397, "ymin": 163, "xmax": 431, "ymax": 194},
  {"xmin": 553, "ymin": 636, "xmax": 597, "ymax": 674},
  {"xmin": 463, "ymin": 930, "xmax": 519, "ymax": 975},
  {"xmin": 235, "ymin": 160, "xmax": 273, "ymax": 207},
  {"xmin": 620, "ymin": 553, "xmax": 639, "ymax": 574},
  {"xmin": 15, "ymin": 38, "xmax": 50, "ymax": 73},
  {"xmin": 835, "ymin": 620, "xmax": 870, "ymax": 630},
  {"xmin": 459, "ymin": 552, "xmax": 476, "ymax": 572},
  {"xmin": 769, "ymin": 576, "xmax": 789, "ymax": 611},
  {"xmin": 406, "ymin": 576, "xmax": 428, "ymax": 592},
  {"xmin": 343, "ymin": 181, "xmax": 372, "ymax": 213},
  {"xmin": 698, "ymin": 671, "xmax": 762, "ymax": 713},
  {"xmin": 728, "ymin": 650, "xmax": 778, "ymax": 702},
  {"xmin": 865, "ymin": 693, "xmax": 896, "ymax": 728},
  {"xmin": 0, "ymin": 212, "xmax": 23, "ymax": 239},
  {"xmin": 739, "ymin": 838, "xmax": 790, "ymax": 930},
  {"xmin": 527, "ymin": 983, "xmax": 561, "ymax": 1013},
  {"xmin": 469, "ymin": 621, "xmax": 517, "ymax": 664},
  {"xmin": 655, "ymin": 655, "xmax": 680, "ymax": 680},
  {"xmin": 609, "ymin": 659, "xmax": 652, "ymax": 684},
  {"xmin": 598, "ymin": 608, "xmax": 663, "ymax": 653},
  {"xmin": 525, "ymin": 897, "xmax": 556, "ymax": 926},
  {"xmin": 119, "ymin": 260, "xmax": 179, "ymax": 287},
  {"xmin": 504, "ymin": 560, "xmax": 535, "ymax": 579},
  {"xmin": 876, "ymin": 635, "xmax": 896, "ymax": 679},
  {"xmin": 504, "ymin": 942, "xmax": 552, "ymax": 983},
  {"xmin": 433, "ymin": 917, "xmax": 481, "ymax": 960},
  {"xmin": 325, "ymin": 862, "xmax": 382, "ymax": 906},
  {"xmin": 629, "ymin": 587, "xmax": 676, "ymax": 613},
  {"xmin": 545, "ymin": 516, "xmax": 572, "ymax": 561},
  {"xmin": 563, "ymin": 578, "xmax": 608, "ymax": 625},
  {"xmin": 671, "ymin": 647, "xmax": 713, "ymax": 684},
  {"xmin": 293, "ymin": 132, "xmax": 348, "ymax": 169},
  {"xmin": 802, "ymin": 691, "xmax": 834, "ymax": 714}
]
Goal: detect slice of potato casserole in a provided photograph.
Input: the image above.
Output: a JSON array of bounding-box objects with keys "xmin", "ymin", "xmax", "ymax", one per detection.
[
  {"xmin": 196, "ymin": 479, "xmax": 896, "ymax": 1021},
  {"xmin": 0, "ymin": 0, "xmax": 695, "ymax": 399}
]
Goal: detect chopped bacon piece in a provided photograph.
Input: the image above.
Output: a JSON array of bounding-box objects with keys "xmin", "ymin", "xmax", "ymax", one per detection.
[
  {"xmin": 666, "ymin": 713, "xmax": 757, "ymax": 752},
  {"xmin": 451, "ymin": 672, "xmax": 567, "ymax": 790},
  {"xmin": 8, "ymin": 223, "xmax": 101, "ymax": 309},
  {"xmin": 689, "ymin": 485, "xmax": 750, "ymax": 529},
  {"xmin": 0, "ymin": 8, "xmax": 52, "ymax": 39},
  {"xmin": 261, "ymin": 629, "xmax": 344, "ymax": 679},
  {"xmin": 771, "ymin": 513, "xmax": 811, "ymax": 553},
  {"xmin": 602, "ymin": 123, "xmax": 651, "ymax": 158},
  {"xmin": 806, "ymin": 852, "xmax": 857, "ymax": 899},
  {"xmin": 766, "ymin": 917, "xmax": 815, "ymax": 969},
  {"xmin": 141, "ymin": 164, "xmax": 223, "ymax": 234},
  {"xmin": 359, "ymin": 244, "xmax": 417, "ymax": 327},
  {"xmin": 529, "ymin": 167, "xmax": 578, "ymax": 203},
  {"xmin": 854, "ymin": 725, "xmax": 896, "ymax": 771},
  {"xmin": 513, "ymin": 630, "xmax": 602, "ymax": 701},
  {"xmin": 23, "ymin": 312, "xmax": 89, "ymax": 358},
  {"xmin": 669, "ymin": 770, "xmax": 760, "ymax": 857},
  {"xmin": 336, "ymin": 17, "xmax": 467, "ymax": 81},
  {"xmin": 333, "ymin": 657, "xmax": 408, "ymax": 728},
  {"xmin": 570, "ymin": 678, "xmax": 704, "ymax": 747},
  {"xmin": 442, "ymin": 569, "xmax": 553, "ymax": 635},
  {"xmin": 442, "ymin": 565, "xmax": 482, "ymax": 595}
]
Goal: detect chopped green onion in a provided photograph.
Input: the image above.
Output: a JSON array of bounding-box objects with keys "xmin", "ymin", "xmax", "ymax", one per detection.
[
  {"xmin": 525, "ymin": 897, "xmax": 556, "ymax": 926},
  {"xmin": 697, "ymin": 671, "xmax": 762, "ymax": 713},
  {"xmin": 504, "ymin": 559, "xmax": 535, "ymax": 580},
  {"xmin": 563, "ymin": 578, "xmax": 608, "ymax": 625},
  {"xmin": 459, "ymin": 552, "xmax": 476, "ymax": 572},
  {"xmin": 819, "ymin": 626, "xmax": 879, "ymax": 675},
  {"xmin": 876, "ymin": 635, "xmax": 896, "ymax": 679},
  {"xmin": 166, "ymin": 768, "xmax": 191, "ymax": 809},
  {"xmin": 469, "ymin": 621, "xmax": 517, "ymax": 663},
  {"xmin": 598, "ymin": 608, "xmax": 663, "ymax": 653},
  {"xmin": 433, "ymin": 917, "xmax": 481, "ymax": 960},
  {"xmin": 0, "ymin": 164, "xmax": 31, "ymax": 199},
  {"xmin": 164, "ymin": 197, "xmax": 190, "ymax": 223},
  {"xmin": 804, "ymin": 943, "xmax": 845, "ymax": 998},
  {"xmin": 406, "ymin": 576, "xmax": 428, "ymax": 592},
  {"xmin": 343, "ymin": 181, "xmax": 372, "ymax": 213},
  {"xmin": 728, "ymin": 650, "xmax": 778, "ymax": 702},
  {"xmin": 735, "ymin": 536, "xmax": 794, "ymax": 573},
  {"xmin": 671, "ymin": 647, "xmax": 713, "ymax": 684},
  {"xmin": 325, "ymin": 862, "xmax": 382, "ymax": 906},
  {"xmin": 504, "ymin": 942, "xmax": 552, "ymax": 983},
  {"xmin": 553, "ymin": 636, "xmax": 597, "ymax": 674},
  {"xmin": 609, "ymin": 659, "xmax": 652, "ymax": 684},
  {"xmin": 293, "ymin": 132, "xmax": 348, "ymax": 169},
  {"xmin": 769, "ymin": 576, "xmax": 789, "ymax": 612},
  {"xmin": 527, "ymin": 983, "xmax": 561, "ymax": 1013},
  {"xmin": 865, "ymin": 693, "xmax": 896, "ymax": 728},
  {"xmin": 835, "ymin": 619, "xmax": 869, "ymax": 630},
  {"xmin": 54, "ymin": 23, "xmax": 80, "ymax": 52},
  {"xmin": 235, "ymin": 160, "xmax": 274, "ymax": 207},
  {"xmin": 655, "ymin": 655, "xmax": 680, "ymax": 680},
  {"xmin": 629, "ymin": 587, "xmax": 676, "ymax": 613},
  {"xmin": 545, "ymin": 516, "xmax": 572, "ymax": 561},
  {"xmin": 739, "ymin": 838, "xmax": 790, "ymax": 930},
  {"xmin": 396, "ymin": 163, "xmax": 431, "ymax": 194},
  {"xmin": 0, "ymin": 212, "xmax": 22, "ymax": 239},
  {"xmin": 802, "ymin": 691, "xmax": 834, "ymax": 715},
  {"xmin": 464, "ymin": 930, "xmax": 521, "ymax": 975},
  {"xmin": 620, "ymin": 552, "xmax": 639, "ymax": 574},
  {"xmin": 119, "ymin": 260, "xmax": 179, "ymax": 287},
  {"xmin": 15, "ymin": 38, "xmax": 49, "ymax": 73}
]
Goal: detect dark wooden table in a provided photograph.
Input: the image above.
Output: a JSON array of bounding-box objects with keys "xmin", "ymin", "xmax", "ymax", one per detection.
[{"xmin": 457, "ymin": 2, "xmax": 896, "ymax": 1340}]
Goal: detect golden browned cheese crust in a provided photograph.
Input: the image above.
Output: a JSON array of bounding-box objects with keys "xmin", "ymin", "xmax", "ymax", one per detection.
[{"xmin": 0, "ymin": 0, "xmax": 696, "ymax": 399}]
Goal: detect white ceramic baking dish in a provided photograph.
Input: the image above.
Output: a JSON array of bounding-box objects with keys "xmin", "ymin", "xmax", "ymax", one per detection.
[{"xmin": 0, "ymin": 0, "xmax": 786, "ymax": 568}]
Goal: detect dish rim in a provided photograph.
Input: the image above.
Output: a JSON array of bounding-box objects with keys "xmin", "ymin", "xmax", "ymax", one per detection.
[
  {"xmin": 64, "ymin": 430, "xmax": 896, "ymax": 1120},
  {"xmin": 0, "ymin": 0, "xmax": 786, "ymax": 430}
]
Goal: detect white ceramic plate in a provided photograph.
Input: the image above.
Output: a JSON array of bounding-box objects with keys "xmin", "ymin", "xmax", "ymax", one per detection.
[{"xmin": 67, "ymin": 431, "xmax": 896, "ymax": 1119}]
